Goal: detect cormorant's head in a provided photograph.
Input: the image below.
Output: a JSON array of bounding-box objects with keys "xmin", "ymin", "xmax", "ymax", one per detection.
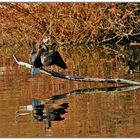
[{"xmin": 42, "ymin": 37, "xmax": 51, "ymax": 45}]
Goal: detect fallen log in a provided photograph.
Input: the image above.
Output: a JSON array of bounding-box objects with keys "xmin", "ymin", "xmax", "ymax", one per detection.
[{"xmin": 13, "ymin": 54, "xmax": 140, "ymax": 85}]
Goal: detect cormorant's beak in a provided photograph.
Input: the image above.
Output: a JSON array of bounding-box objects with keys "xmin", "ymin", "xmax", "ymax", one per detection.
[{"xmin": 30, "ymin": 67, "xmax": 40, "ymax": 76}]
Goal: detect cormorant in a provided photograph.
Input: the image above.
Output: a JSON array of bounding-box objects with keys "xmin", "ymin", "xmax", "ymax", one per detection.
[{"xmin": 29, "ymin": 39, "xmax": 67, "ymax": 76}]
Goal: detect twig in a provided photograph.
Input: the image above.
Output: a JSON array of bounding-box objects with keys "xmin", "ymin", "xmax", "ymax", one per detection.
[
  {"xmin": 99, "ymin": 34, "xmax": 119, "ymax": 44},
  {"xmin": 13, "ymin": 54, "xmax": 140, "ymax": 85},
  {"xmin": 130, "ymin": 42, "xmax": 140, "ymax": 46}
]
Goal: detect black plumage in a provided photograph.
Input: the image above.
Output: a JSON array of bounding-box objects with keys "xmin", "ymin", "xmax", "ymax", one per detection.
[{"xmin": 29, "ymin": 42, "xmax": 67, "ymax": 75}]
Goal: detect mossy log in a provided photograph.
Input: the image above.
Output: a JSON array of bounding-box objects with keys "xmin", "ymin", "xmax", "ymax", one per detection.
[{"xmin": 13, "ymin": 54, "xmax": 140, "ymax": 85}]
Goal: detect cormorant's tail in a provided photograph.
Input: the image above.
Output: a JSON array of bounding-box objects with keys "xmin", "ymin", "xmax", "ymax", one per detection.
[{"xmin": 54, "ymin": 51, "xmax": 68, "ymax": 69}]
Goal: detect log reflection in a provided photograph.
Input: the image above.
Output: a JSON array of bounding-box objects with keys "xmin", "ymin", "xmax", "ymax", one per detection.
[
  {"xmin": 16, "ymin": 85, "xmax": 140, "ymax": 132},
  {"xmin": 48, "ymin": 85, "xmax": 140, "ymax": 101}
]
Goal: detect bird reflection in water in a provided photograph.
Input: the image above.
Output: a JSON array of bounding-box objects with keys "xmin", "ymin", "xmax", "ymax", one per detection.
[
  {"xmin": 16, "ymin": 98, "xmax": 69, "ymax": 130},
  {"xmin": 16, "ymin": 85, "xmax": 140, "ymax": 132}
]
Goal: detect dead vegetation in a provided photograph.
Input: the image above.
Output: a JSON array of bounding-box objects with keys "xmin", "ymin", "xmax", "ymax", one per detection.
[{"xmin": 0, "ymin": 3, "xmax": 140, "ymax": 55}]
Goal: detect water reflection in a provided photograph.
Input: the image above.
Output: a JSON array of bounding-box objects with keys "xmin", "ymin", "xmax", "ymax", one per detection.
[
  {"xmin": 0, "ymin": 66, "xmax": 6, "ymax": 75},
  {"xmin": 16, "ymin": 85, "xmax": 140, "ymax": 133},
  {"xmin": 49, "ymin": 85, "xmax": 140, "ymax": 101},
  {"xmin": 1, "ymin": 45, "xmax": 140, "ymax": 137},
  {"xmin": 16, "ymin": 98, "xmax": 69, "ymax": 131}
]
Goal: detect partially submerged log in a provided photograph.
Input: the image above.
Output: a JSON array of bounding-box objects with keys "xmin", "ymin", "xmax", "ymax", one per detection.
[{"xmin": 13, "ymin": 54, "xmax": 140, "ymax": 85}]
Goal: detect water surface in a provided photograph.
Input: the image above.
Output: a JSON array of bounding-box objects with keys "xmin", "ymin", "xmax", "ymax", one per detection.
[{"xmin": 0, "ymin": 47, "xmax": 140, "ymax": 137}]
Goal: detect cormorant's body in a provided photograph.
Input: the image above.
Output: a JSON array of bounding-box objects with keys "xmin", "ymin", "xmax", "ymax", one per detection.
[{"xmin": 29, "ymin": 41, "xmax": 67, "ymax": 75}]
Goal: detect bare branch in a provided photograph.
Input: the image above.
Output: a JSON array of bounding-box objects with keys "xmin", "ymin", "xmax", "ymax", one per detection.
[{"xmin": 13, "ymin": 54, "xmax": 140, "ymax": 85}]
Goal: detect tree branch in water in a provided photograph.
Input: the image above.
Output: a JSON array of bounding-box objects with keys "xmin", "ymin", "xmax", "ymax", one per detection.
[{"xmin": 13, "ymin": 54, "xmax": 140, "ymax": 85}]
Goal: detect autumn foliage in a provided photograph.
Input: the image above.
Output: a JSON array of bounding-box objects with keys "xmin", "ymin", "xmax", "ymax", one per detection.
[{"xmin": 0, "ymin": 3, "xmax": 140, "ymax": 55}]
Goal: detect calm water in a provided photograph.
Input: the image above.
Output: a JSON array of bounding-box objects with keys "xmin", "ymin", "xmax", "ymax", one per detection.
[{"xmin": 0, "ymin": 47, "xmax": 140, "ymax": 137}]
